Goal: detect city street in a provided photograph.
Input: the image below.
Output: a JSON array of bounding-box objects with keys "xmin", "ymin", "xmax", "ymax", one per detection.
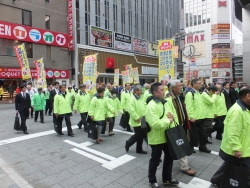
[{"xmin": 0, "ymin": 103, "xmax": 222, "ymax": 188}]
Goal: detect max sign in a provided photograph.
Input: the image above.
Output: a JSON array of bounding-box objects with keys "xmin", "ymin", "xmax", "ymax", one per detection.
[{"xmin": 0, "ymin": 20, "xmax": 69, "ymax": 48}]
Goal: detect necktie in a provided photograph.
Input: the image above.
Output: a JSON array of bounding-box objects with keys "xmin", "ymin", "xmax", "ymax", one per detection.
[{"xmin": 23, "ymin": 93, "xmax": 26, "ymax": 99}]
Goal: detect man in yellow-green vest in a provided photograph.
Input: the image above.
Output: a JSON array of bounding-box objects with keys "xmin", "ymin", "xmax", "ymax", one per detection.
[
  {"xmin": 74, "ymin": 84, "xmax": 91, "ymax": 131},
  {"xmin": 54, "ymin": 85, "xmax": 74, "ymax": 137},
  {"xmin": 44, "ymin": 85, "xmax": 52, "ymax": 116},
  {"xmin": 211, "ymin": 87, "xmax": 250, "ymax": 186},
  {"xmin": 125, "ymin": 85, "xmax": 146, "ymax": 154}
]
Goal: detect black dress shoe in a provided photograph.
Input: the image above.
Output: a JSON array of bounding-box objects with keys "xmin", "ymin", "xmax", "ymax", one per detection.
[
  {"xmin": 127, "ymin": 129, "xmax": 133, "ymax": 132},
  {"xmin": 68, "ymin": 133, "xmax": 74, "ymax": 137},
  {"xmin": 23, "ymin": 131, "xmax": 29, "ymax": 134},
  {"xmin": 58, "ymin": 132, "xmax": 64, "ymax": 135},
  {"xmin": 49, "ymin": 114, "xmax": 52, "ymax": 116},
  {"xmin": 150, "ymin": 183, "xmax": 160, "ymax": 188},
  {"xmin": 199, "ymin": 148, "xmax": 211, "ymax": 153},
  {"xmin": 41, "ymin": 122, "xmax": 44, "ymax": 124},
  {"xmin": 125, "ymin": 144, "xmax": 129, "ymax": 152},
  {"xmin": 192, "ymin": 149, "xmax": 196, "ymax": 153},
  {"xmin": 206, "ymin": 140, "xmax": 212, "ymax": 144},
  {"xmin": 137, "ymin": 151, "xmax": 147, "ymax": 154},
  {"xmin": 77, "ymin": 125, "xmax": 82, "ymax": 129}
]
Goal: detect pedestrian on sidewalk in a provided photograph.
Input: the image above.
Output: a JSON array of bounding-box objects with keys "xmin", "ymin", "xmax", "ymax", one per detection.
[
  {"xmin": 26, "ymin": 85, "xmax": 35, "ymax": 118},
  {"xmin": 32, "ymin": 88, "xmax": 46, "ymax": 123},
  {"xmin": 44, "ymin": 85, "xmax": 52, "ymax": 116},
  {"xmin": 50, "ymin": 82, "xmax": 60, "ymax": 127},
  {"xmin": 105, "ymin": 88, "xmax": 123, "ymax": 136},
  {"xmin": 125, "ymin": 85, "xmax": 147, "ymax": 154},
  {"xmin": 74, "ymin": 84, "xmax": 91, "ymax": 131},
  {"xmin": 54, "ymin": 84, "xmax": 74, "ymax": 137},
  {"xmin": 15, "ymin": 84, "xmax": 31, "ymax": 134},
  {"xmin": 8, "ymin": 84, "xmax": 14, "ymax": 100},
  {"xmin": 0, "ymin": 86, "xmax": 4, "ymax": 101}
]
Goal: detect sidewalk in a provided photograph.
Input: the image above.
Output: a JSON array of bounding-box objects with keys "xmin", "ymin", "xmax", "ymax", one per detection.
[{"xmin": 0, "ymin": 158, "xmax": 33, "ymax": 188}]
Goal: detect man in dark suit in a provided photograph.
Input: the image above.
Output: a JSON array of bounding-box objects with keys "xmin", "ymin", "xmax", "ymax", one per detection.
[
  {"xmin": 15, "ymin": 84, "xmax": 31, "ymax": 134},
  {"xmin": 229, "ymin": 81, "xmax": 239, "ymax": 105},
  {"xmin": 222, "ymin": 82, "xmax": 232, "ymax": 110},
  {"xmin": 50, "ymin": 82, "xmax": 60, "ymax": 126}
]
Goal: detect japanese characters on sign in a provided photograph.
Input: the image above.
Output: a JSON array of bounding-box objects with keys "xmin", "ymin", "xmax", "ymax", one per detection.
[
  {"xmin": 133, "ymin": 38, "xmax": 148, "ymax": 54},
  {"xmin": 158, "ymin": 39, "xmax": 175, "ymax": 85},
  {"xmin": 68, "ymin": 0, "xmax": 74, "ymax": 51},
  {"xmin": 34, "ymin": 58, "xmax": 47, "ymax": 89},
  {"xmin": 114, "ymin": 33, "xmax": 132, "ymax": 51},
  {"xmin": 90, "ymin": 26, "xmax": 113, "ymax": 48}
]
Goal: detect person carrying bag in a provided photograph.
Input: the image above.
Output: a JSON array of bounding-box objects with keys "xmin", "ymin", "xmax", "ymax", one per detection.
[{"xmin": 14, "ymin": 114, "xmax": 21, "ymax": 131}]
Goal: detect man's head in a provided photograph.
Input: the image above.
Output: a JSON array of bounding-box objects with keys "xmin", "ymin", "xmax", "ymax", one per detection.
[
  {"xmin": 19, "ymin": 84, "xmax": 26, "ymax": 92},
  {"xmin": 125, "ymin": 83, "xmax": 131, "ymax": 90},
  {"xmin": 68, "ymin": 87, "xmax": 72, "ymax": 92},
  {"xmin": 223, "ymin": 82, "xmax": 229, "ymax": 90},
  {"xmin": 102, "ymin": 84, "xmax": 107, "ymax": 90},
  {"xmin": 216, "ymin": 84, "xmax": 222, "ymax": 92},
  {"xmin": 97, "ymin": 87, "xmax": 105, "ymax": 97},
  {"xmin": 96, "ymin": 84, "xmax": 100, "ymax": 89},
  {"xmin": 191, "ymin": 79, "xmax": 201, "ymax": 90},
  {"xmin": 207, "ymin": 85, "xmax": 218, "ymax": 96},
  {"xmin": 80, "ymin": 84, "xmax": 86, "ymax": 92},
  {"xmin": 230, "ymin": 81, "xmax": 237, "ymax": 89},
  {"xmin": 28, "ymin": 82, "xmax": 32, "ymax": 87},
  {"xmin": 188, "ymin": 84, "xmax": 192, "ymax": 89},
  {"xmin": 38, "ymin": 88, "xmax": 43, "ymax": 94},
  {"xmin": 59, "ymin": 85, "xmax": 66, "ymax": 93},
  {"xmin": 169, "ymin": 80, "xmax": 182, "ymax": 96},
  {"xmin": 239, "ymin": 87, "xmax": 250, "ymax": 105},
  {"xmin": 110, "ymin": 88, "xmax": 117, "ymax": 98},
  {"xmin": 54, "ymin": 82, "xmax": 60, "ymax": 90},
  {"xmin": 47, "ymin": 85, "xmax": 51, "ymax": 90},
  {"xmin": 26, "ymin": 85, "xmax": 31, "ymax": 91},
  {"xmin": 134, "ymin": 85, "xmax": 142, "ymax": 96},
  {"xmin": 151, "ymin": 82, "xmax": 165, "ymax": 99},
  {"xmin": 107, "ymin": 83, "xmax": 112, "ymax": 91}
]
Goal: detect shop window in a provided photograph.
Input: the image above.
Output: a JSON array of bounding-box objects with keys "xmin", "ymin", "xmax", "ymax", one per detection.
[
  {"xmin": 46, "ymin": 45, "xmax": 51, "ymax": 60},
  {"xmin": 0, "ymin": 39, "xmax": 33, "ymax": 58},
  {"xmin": 45, "ymin": 15, "xmax": 50, "ymax": 30},
  {"xmin": 22, "ymin": 10, "xmax": 32, "ymax": 26}
]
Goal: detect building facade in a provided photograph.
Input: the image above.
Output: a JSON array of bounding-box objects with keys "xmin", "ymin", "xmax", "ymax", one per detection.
[
  {"xmin": 0, "ymin": 0, "xmax": 71, "ymax": 89},
  {"xmin": 72, "ymin": 0, "xmax": 180, "ymax": 86},
  {"xmin": 182, "ymin": 0, "xmax": 242, "ymax": 84}
]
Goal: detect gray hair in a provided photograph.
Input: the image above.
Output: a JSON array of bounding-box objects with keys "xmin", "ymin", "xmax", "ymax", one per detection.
[
  {"xmin": 134, "ymin": 85, "xmax": 142, "ymax": 92},
  {"xmin": 169, "ymin": 80, "xmax": 181, "ymax": 88},
  {"xmin": 143, "ymin": 83, "xmax": 148, "ymax": 88}
]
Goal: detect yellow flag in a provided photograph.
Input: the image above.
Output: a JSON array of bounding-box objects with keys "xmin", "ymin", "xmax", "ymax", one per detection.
[{"xmin": 83, "ymin": 54, "xmax": 97, "ymax": 95}]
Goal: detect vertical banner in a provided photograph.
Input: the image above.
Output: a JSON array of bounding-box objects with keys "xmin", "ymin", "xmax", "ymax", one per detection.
[
  {"xmin": 132, "ymin": 68, "xmax": 139, "ymax": 84},
  {"xmin": 158, "ymin": 39, "xmax": 175, "ymax": 85},
  {"xmin": 114, "ymin": 69, "xmax": 119, "ymax": 86},
  {"xmin": 34, "ymin": 58, "xmax": 47, "ymax": 89},
  {"xmin": 14, "ymin": 43, "xmax": 31, "ymax": 80},
  {"xmin": 124, "ymin": 64, "xmax": 133, "ymax": 83},
  {"xmin": 83, "ymin": 54, "xmax": 97, "ymax": 95},
  {"xmin": 68, "ymin": 0, "xmax": 74, "ymax": 51},
  {"xmin": 121, "ymin": 71, "xmax": 129, "ymax": 86}
]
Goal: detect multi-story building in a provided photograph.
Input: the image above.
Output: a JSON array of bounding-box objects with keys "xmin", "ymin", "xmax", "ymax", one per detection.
[
  {"xmin": 72, "ymin": 0, "xmax": 180, "ymax": 86},
  {"xmin": 182, "ymin": 0, "xmax": 242, "ymax": 84},
  {"xmin": 0, "ymin": 0, "xmax": 71, "ymax": 89}
]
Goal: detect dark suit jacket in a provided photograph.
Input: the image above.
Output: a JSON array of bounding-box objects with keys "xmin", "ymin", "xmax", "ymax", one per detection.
[
  {"xmin": 222, "ymin": 88, "xmax": 232, "ymax": 110},
  {"xmin": 229, "ymin": 87, "xmax": 239, "ymax": 105},
  {"xmin": 15, "ymin": 93, "xmax": 31, "ymax": 112},
  {"xmin": 50, "ymin": 89, "xmax": 58, "ymax": 110}
]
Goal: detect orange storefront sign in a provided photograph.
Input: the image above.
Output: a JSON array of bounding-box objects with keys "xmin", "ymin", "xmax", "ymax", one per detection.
[
  {"xmin": 212, "ymin": 29, "xmax": 230, "ymax": 34},
  {"xmin": 212, "ymin": 24, "xmax": 230, "ymax": 29},
  {"xmin": 212, "ymin": 58, "xmax": 230, "ymax": 63},
  {"xmin": 212, "ymin": 63, "xmax": 230, "ymax": 68}
]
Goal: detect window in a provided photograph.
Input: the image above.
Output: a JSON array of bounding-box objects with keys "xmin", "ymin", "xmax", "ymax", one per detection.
[
  {"xmin": 105, "ymin": 0, "xmax": 109, "ymax": 29},
  {"xmin": 46, "ymin": 45, "xmax": 51, "ymax": 60},
  {"xmin": 95, "ymin": 0, "xmax": 100, "ymax": 27},
  {"xmin": 128, "ymin": 0, "xmax": 132, "ymax": 35},
  {"xmin": 0, "ymin": 39, "xmax": 33, "ymax": 58},
  {"xmin": 45, "ymin": 15, "xmax": 50, "ymax": 30},
  {"xmin": 22, "ymin": 10, "xmax": 32, "ymax": 26},
  {"xmin": 113, "ymin": 1, "xmax": 117, "ymax": 32}
]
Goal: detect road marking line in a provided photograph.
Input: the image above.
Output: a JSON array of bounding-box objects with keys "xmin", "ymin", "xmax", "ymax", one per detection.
[
  {"xmin": 71, "ymin": 148, "xmax": 109, "ymax": 164},
  {"xmin": 0, "ymin": 125, "xmax": 78, "ymax": 146},
  {"xmin": 64, "ymin": 140, "xmax": 116, "ymax": 161},
  {"xmin": 66, "ymin": 140, "xmax": 136, "ymax": 170},
  {"xmin": 113, "ymin": 129, "xmax": 134, "ymax": 135},
  {"xmin": 194, "ymin": 147, "xmax": 219, "ymax": 155}
]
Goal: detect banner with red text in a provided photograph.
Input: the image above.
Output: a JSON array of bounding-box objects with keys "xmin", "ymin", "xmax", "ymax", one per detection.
[{"xmin": 34, "ymin": 58, "xmax": 47, "ymax": 89}]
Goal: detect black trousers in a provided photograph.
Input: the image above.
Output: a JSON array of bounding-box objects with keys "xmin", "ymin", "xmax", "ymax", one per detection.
[
  {"xmin": 126, "ymin": 126, "xmax": 144, "ymax": 152},
  {"xmin": 126, "ymin": 112, "xmax": 132, "ymax": 131},
  {"xmin": 78, "ymin": 112, "xmax": 88, "ymax": 128},
  {"xmin": 204, "ymin": 118, "xmax": 213, "ymax": 139},
  {"xmin": 108, "ymin": 117, "xmax": 115, "ymax": 132},
  {"xmin": 57, "ymin": 115, "xmax": 73, "ymax": 135},
  {"xmin": 19, "ymin": 110, "xmax": 28, "ymax": 131},
  {"xmin": 30, "ymin": 105, "xmax": 33, "ymax": 118},
  {"xmin": 35, "ymin": 110, "xmax": 44, "ymax": 122},
  {"xmin": 148, "ymin": 143, "xmax": 173, "ymax": 183},
  {"xmin": 45, "ymin": 99, "xmax": 52, "ymax": 115},
  {"xmin": 0, "ymin": 95, "xmax": 3, "ymax": 101},
  {"xmin": 213, "ymin": 115, "xmax": 225, "ymax": 139},
  {"xmin": 189, "ymin": 119, "xmax": 207, "ymax": 149}
]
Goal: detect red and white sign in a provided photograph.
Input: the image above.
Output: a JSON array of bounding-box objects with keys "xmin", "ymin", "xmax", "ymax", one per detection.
[
  {"xmin": 68, "ymin": 0, "xmax": 74, "ymax": 51},
  {"xmin": 218, "ymin": 0, "xmax": 227, "ymax": 7},
  {"xmin": 0, "ymin": 20, "xmax": 69, "ymax": 48},
  {"xmin": 0, "ymin": 67, "xmax": 69, "ymax": 79},
  {"xmin": 212, "ymin": 63, "xmax": 230, "ymax": 68},
  {"xmin": 186, "ymin": 34, "xmax": 205, "ymax": 43},
  {"xmin": 159, "ymin": 42, "xmax": 172, "ymax": 50}
]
